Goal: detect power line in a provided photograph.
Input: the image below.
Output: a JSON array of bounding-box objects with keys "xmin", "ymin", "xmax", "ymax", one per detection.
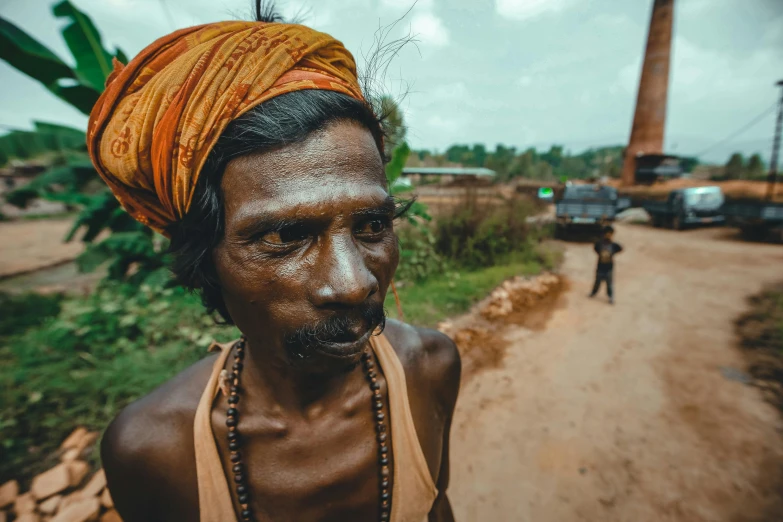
[{"xmin": 693, "ymin": 102, "xmax": 777, "ymax": 159}]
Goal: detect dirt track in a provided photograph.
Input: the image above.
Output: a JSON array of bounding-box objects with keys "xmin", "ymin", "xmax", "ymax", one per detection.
[{"xmin": 449, "ymin": 224, "xmax": 783, "ymax": 522}]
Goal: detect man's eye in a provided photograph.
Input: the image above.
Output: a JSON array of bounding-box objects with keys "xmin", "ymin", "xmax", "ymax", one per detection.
[
  {"xmin": 356, "ymin": 219, "xmax": 388, "ymax": 236},
  {"xmin": 261, "ymin": 225, "xmax": 310, "ymax": 245}
]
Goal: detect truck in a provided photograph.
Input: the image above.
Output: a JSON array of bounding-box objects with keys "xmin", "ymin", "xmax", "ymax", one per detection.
[
  {"xmin": 722, "ymin": 198, "xmax": 783, "ymax": 239},
  {"xmin": 634, "ymin": 154, "xmax": 685, "ymax": 184},
  {"xmin": 643, "ymin": 186, "xmax": 725, "ymax": 230},
  {"xmin": 555, "ymin": 184, "xmax": 627, "ymax": 236}
]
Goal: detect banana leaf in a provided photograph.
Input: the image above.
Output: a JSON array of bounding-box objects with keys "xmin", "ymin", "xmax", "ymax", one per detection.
[
  {"xmin": 0, "ymin": 17, "xmax": 75, "ymax": 88},
  {"xmin": 53, "ymin": 0, "xmax": 114, "ymax": 92},
  {"xmin": 0, "ymin": 17, "xmax": 100, "ymax": 114}
]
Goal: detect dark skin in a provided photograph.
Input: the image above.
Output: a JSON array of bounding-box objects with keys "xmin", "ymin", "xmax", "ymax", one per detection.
[{"xmin": 101, "ymin": 120, "xmax": 461, "ymax": 522}]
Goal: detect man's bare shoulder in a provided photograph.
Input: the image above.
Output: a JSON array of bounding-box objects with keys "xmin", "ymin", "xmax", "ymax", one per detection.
[
  {"xmin": 101, "ymin": 352, "xmax": 219, "ymax": 517},
  {"xmin": 382, "ymin": 319, "xmax": 461, "ymax": 409}
]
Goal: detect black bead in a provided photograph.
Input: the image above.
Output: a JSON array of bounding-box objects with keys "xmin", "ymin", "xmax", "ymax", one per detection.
[
  {"xmin": 230, "ymin": 385, "xmax": 239, "ymax": 394},
  {"xmin": 239, "ymin": 493, "xmax": 249, "ymax": 504},
  {"xmin": 361, "ymin": 351, "xmax": 371, "ymax": 360},
  {"xmin": 228, "ymin": 395, "xmax": 239, "ymax": 404},
  {"xmin": 381, "ymin": 511, "xmax": 390, "ymax": 521},
  {"xmin": 379, "ymin": 444, "xmax": 388, "ymax": 454},
  {"xmin": 231, "ymin": 453, "xmax": 241, "ymax": 463},
  {"xmin": 229, "ymin": 441, "xmax": 239, "ymax": 451},
  {"xmin": 228, "ymin": 431, "xmax": 239, "ymax": 441},
  {"xmin": 234, "ymin": 473, "xmax": 245, "ymax": 484},
  {"xmin": 376, "ymin": 423, "xmax": 387, "ymax": 433},
  {"xmin": 226, "ymin": 417, "xmax": 237, "ymax": 427},
  {"xmin": 381, "ymin": 491, "xmax": 390, "ymax": 501},
  {"xmin": 371, "ymin": 382, "xmax": 380, "ymax": 390},
  {"xmin": 373, "ymin": 401, "xmax": 384, "ymax": 410},
  {"xmin": 381, "ymin": 478, "xmax": 390, "ymax": 488},
  {"xmin": 380, "ymin": 456, "xmax": 389, "ymax": 465},
  {"xmin": 375, "ymin": 412, "xmax": 385, "ymax": 422},
  {"xmin": 233, "ymin": 464, "xmax": 243, "ymax": 473},
  {"xmin": 241, "ymin": 510, "xmax": 252, "ymax": 520},
  {"xmin": 368, "ymin": 370, "xmax": 377, "ymax": 379},
  {"xmin": 378, "ymin": 433, "xmax": 387, "ymax": 443},
  {"xmin": 227, "ymin": 408, "xmax": 238, "ymax": 417},
  {"xmin": 363, "ymin": 360, "xmax": 374, "ymax": 369},
  {"xmin": 233, "ymin": 362, "xmax": 244, "ymax": 372},
  {"xmin": 237, "ymin": 485, "xmax": 247, "ymax": 495}
]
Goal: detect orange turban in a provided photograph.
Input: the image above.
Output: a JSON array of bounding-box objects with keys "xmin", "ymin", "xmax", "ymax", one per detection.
[{"xmin": 87, "ymin": 22, "xmax": 365, "ymax": 235}]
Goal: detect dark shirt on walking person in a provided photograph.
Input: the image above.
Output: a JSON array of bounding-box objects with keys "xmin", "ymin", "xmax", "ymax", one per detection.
[{"xmin": 590, "ymin": 226, "xmax": 623, "ymax": 304}]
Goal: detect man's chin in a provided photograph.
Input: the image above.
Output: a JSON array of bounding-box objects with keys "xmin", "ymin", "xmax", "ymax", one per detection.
[{"xmin": 311, "ymin": 328, "xmax": 374, "ymax": 361}]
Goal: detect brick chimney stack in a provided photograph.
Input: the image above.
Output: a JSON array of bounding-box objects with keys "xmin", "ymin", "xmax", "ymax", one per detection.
[{"xmin": 621, "ymin": 0, "xmax": 675, "ymax": 186}]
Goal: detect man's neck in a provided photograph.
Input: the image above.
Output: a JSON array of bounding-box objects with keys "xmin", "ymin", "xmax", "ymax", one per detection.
[{"xmin": 238, "ymin": 336, "xmax": 366, "ymax": 416}]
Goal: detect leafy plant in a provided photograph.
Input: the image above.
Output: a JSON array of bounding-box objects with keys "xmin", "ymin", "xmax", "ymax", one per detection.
[
  {"xmin": 1, "ymin": 2, "xmax": 164, "ymax": 284},
  {"xmin": 0, "ymin": 281, "xmax": 238, "ymax": 483},
  {"xmin": 435, "ymin": 192, "xmax": 538, "ymax": 269}
]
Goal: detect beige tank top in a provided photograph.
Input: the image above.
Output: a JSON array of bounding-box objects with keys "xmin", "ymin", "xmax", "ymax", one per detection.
[{"xmin": 193, "ymin": 333, "xmax": 438, "ymax": 522}]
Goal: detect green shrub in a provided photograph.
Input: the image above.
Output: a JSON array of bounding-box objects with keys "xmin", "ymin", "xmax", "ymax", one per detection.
[
  {"xmin": 435, "ymin": 193, "xmax": 539, "ymax": 269},
  {"xmin": 0, "ymin": 278, "xmax": 238, "ymax": 483},
  {"xmin": 395, "ymin": 224, "xmax": 449, "ymax": 282},
  {"xmin": 0, "ymin": 291, "xmax": 63, "ymax": 338}
]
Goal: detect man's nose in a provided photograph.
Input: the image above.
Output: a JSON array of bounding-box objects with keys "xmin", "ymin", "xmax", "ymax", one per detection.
[{"xmin": 312, "ymin": 234, "xmax": 379, "ymax": 308}]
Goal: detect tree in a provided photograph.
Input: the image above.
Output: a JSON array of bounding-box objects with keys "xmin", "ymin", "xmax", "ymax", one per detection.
[
  {"xmin": 724, "ymin": 153, "xmax": 745, "ymax": 180},
  {"xmin": 540, "ymin": 145, "xmax": 564, "ymax": 169},
  {"xmin": 745, "ymin": 154, "xmax": 765, "ymax": 180},
  {"xmin": 379, "ymin": 95, "xmax": 406, "ymax": 157}
]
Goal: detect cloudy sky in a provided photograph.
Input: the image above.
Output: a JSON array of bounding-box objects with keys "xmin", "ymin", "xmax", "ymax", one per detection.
[{"xmin": 1, "ymin": 0, "xmax": 781, "ymax": 164}]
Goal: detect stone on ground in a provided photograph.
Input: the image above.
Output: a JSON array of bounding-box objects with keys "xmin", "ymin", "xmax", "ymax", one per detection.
[
  {"xmin": 31, "ymin": 464, "xmax": 71, "ymax": 500},
  {"xmin": 50, "ymin": 498, "xmax": 100, "ymax": 522},
  {"xmin": 0, "ymin": 480, "xmax": 18, "ymax": 509}
]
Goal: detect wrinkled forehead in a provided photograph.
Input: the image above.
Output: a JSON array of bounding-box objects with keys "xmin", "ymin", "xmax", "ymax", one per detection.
[{"xmin": 220, "ymin": 120, "xmax": 386, "ymax": 219}]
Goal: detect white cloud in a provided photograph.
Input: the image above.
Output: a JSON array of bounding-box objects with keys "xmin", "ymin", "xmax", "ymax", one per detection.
[
  {"xmin": 495, "ymin": 0, "xmax": 572, "ymax": 22},
  {"xmin": 518, "ymin": 75, "xmax": 533, "ymax": 87},
  {"xmin": 410, "ymin": 11, "xmax": 449, "ymax": 47}
]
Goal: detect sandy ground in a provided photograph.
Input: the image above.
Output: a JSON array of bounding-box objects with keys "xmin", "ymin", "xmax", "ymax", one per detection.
[
  {"xmin": 449, "ymin": 224, "xmax": 783, "ymax": 522},
  {"xmin": 0, "ymin": 219, "xmax": 84, "ymax": 278}
]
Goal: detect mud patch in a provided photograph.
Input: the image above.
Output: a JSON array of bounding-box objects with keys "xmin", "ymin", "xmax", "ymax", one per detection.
[
  {"xmin": 439, "ymin": 272, "xmax": 566, "ymax": 381},
  {"xmin": 736, "ymin": 283, "xmax": 783, "ymax": 412},
  {"xmin": 733, "ymin": 283, "xmax": 783, "ymax": 521}
]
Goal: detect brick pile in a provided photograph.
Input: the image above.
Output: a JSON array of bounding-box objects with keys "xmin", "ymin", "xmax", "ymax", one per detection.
[{"xmin": 0, "ymin": 428, "xmax": 121, "ymax": 522}]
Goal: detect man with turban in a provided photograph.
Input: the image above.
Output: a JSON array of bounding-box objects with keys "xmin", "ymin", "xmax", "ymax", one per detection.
[{"xmin": 92, "ymin": 5, "xmax": 460, "ymax": 522}]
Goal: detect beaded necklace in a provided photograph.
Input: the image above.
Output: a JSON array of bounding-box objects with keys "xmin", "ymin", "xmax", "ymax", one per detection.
[{"xmin": 224, "ymin": 336, "xmax": 392, "ymax": 521}]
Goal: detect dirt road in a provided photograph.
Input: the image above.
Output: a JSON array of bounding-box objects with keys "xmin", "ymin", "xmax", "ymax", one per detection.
[
  {"xmin": 0, "ymin": 218, "xmax": 83, "ymax": 278},
  {"xmin": 449, "ymin": 224, "xmax": 783, "ymax": 522}
]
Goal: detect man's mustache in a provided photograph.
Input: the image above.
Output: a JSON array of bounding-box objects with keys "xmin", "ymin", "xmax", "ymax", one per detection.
[{"xmin": 284, "ymin": 302, "xmax": 386, "ymax": 360}]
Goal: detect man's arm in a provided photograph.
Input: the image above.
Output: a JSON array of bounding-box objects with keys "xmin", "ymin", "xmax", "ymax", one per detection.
[
  {"xmin": 614, "ymin": 243, "xmax": 624, "ymax": 254},
  {"xmin": 424, "ymin": 333, "xmax": 462, "ymax": 522},
  {"xmin": 101, "ymin": 407, "xmax": 158, "ymax": 522}
]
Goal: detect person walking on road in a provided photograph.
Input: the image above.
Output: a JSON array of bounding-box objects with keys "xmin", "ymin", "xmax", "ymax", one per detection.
[{"xmin": 589, "ymin": 225, "xmax": 623, "ymax": 304}]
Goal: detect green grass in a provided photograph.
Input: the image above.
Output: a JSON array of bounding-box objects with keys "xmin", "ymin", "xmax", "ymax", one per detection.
[
  {"xmin": 0, "ymin": 279, "xmax": 238, "ymax": 484},
  {"xmin": 386, "ymin": 243, "xmax": 561, "ymax": 327}
]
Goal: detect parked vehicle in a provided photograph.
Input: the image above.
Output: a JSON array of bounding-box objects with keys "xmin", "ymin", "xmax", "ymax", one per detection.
[
  {"xmin": 722, "ymin": 199, "xmax": 783, "ymax": 237},
  {"xmin": 634, "ymin": 154, "xmax": 685, "ymax": 184},
  {"xmin": 555, "ymin": 184, "xmax": 626, "ymax": 235},
  {"xmin": 644, "ymin": 186, "xmax": 725, "ymax": 230}
]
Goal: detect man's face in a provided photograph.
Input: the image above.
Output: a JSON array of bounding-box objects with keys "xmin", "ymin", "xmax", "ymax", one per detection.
[
  {"xmin": 213, "ymin": 120, "xmax": 398, "ymax": 369},
  {"xmin": 604, "ymin": 231, "xmax": 613, "ymax": 241}
]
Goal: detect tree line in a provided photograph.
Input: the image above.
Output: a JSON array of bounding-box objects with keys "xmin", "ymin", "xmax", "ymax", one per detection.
[{"xmin": 410, "ymin": 143, "xmax": 702, "ymax": 182}]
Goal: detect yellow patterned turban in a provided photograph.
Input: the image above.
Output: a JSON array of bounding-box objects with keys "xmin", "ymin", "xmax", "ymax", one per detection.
[{"xmin": 87, "ymin": 21, "xmax": 365, "ymax": 235}]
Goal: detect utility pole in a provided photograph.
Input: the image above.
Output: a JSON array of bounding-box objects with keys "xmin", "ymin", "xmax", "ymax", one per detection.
[{"xmin": 767, "ymin": 80, "xmax": 783, "ymax": 200}]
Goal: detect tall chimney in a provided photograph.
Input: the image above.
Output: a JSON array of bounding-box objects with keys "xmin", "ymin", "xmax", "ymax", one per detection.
[{"xmin": 621, "ymin": 0, "xmax": 675, "ymax": 186}]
